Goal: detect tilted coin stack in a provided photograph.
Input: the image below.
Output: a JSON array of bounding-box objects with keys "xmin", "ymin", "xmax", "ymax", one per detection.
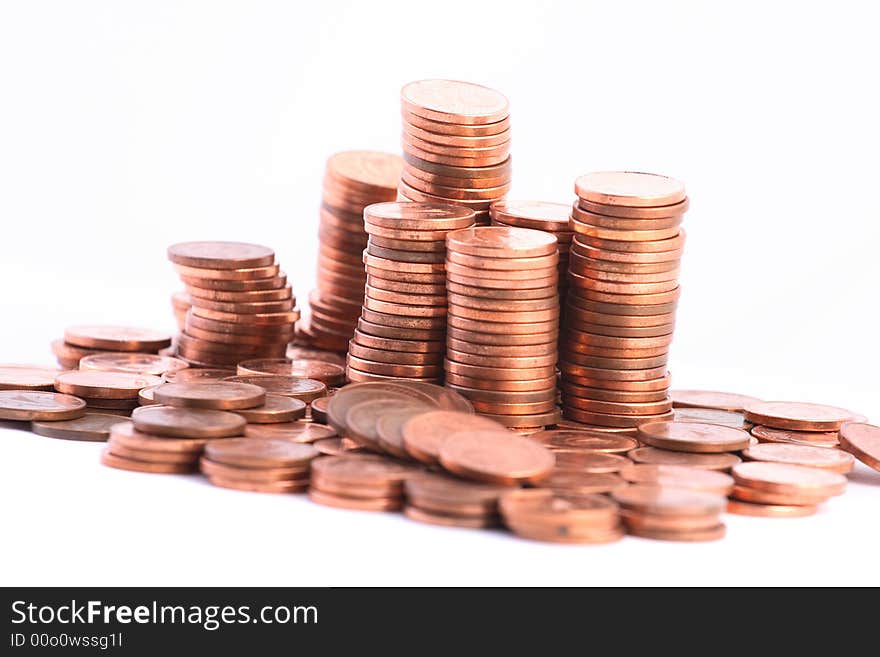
[
  {"xmin": 561, "ymin": 172, "xmax": 688, "ymax": 430},
  {"xmin": 168, "ymin": 241, "xmax": 300, "ymax": 368},
  {"xmin": 300, "ymin": 151, "xmax": 403, "ymax": 352},
  {"xmin": 444, "ymin": 226, "xmax": 561, "ymax": 432},
  {"xmin": 398, "ymin": 79, "xmax": 512, "ymax": 225},
  {"xmin": 347, "ymin": 202, "xmax": 476, "ymax": 383}
]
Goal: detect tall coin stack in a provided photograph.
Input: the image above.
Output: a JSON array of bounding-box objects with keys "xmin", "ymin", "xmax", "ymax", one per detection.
[
  {"xmin": 444, "ymin": 226, "xmax": 561, "ymax": 432},
  {"xmin": 560, "ymin": 172, "xmax": 688, "ymax": 431},
  {"xmin": 398, "ymin": 79, "xmax": 512, "ymax": 225},
  {"xmin": 169, "ymin": 241, "xmax": 300, "ymax": 368},
  {"xmin": 300, "ymin": 150, "xmax": 403, "ymax": 352},
  {"xmin": 489, "ymin": 200, "xmax": 574, "ymax": 308},
  {"xmin": 347, "ymin": 202, "xmax": 475, "ymax": 383}
]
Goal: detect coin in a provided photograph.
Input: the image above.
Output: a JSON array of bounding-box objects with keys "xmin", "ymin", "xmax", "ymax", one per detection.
[
  {"xmin": 403, "ymin": 506, "xmax": 498, "ymax": 528},
  {"xmin": 222, "ymin": 375, "xmax": 327, "ymax": 403},
  {"xmin": 838, "ymin": 423, "xmax": 880, "ymax": 470},
  {"xmin": 743, "ymin": 401, "xmax": 857, "ymax": 431},
  {"xmin": 500, "ymin": 490, "xmax": 623, "ymax": 544},
  {"xmin": 78, "ymin": 353, "xmax": 189, "ymax": 377},
  {"xmin": 152, "ymin": 381, "xmax": 266, "ymax": 410},
  {"xmin": 164, "ymin": 368, "xmax": 236, "ymax": 383},
  {"xmin": 439, "ymin": 430, "xmax": 555, "ymax": 484},
  {"xmin": 108, "ymin": 421, "xmax": 210, "ymax": 453},
  {"xmin": 619, "ymin": 463, "xmax": 734, "ymax": 495},
  {"xmin": 232, "ymin": 395, "xmax": 307, "ymax": 424},
  {"xmin": 0, "ymin": 390, "xmax": 86, "ymax": 422},
  {"xmin": 401, "ymin": 79, "xmax": 509, "ymax": 125},
  {"xmin": 726, "ymin": 499, "xmax": 819, "ymax": 518},
  {"xmin": 375, "ymin": 407, "xmax": 431, "ymax": 459},
  {"xmin": 626, "ymin": 523, "xmax": 725, "ymax": 542},
  {"xmin": 731, "ymin": 462, "xmax": 847, "ymax": 497},
  {"xmin": 30, "ymin": 413, "xmax": 124, "ymax": 442},
  {"xmin": 671, "ymin": 389, "xmax": 762, "ymax": 412},
  {"xmin": 244, "ymin": 421, "xmax": 337, "ymax": 442},
  {"xmin": 401, "ymin": 410, "xmax": 507, "ymax": 465},
  {"xmin": 0, "ymin": 365, "xmax": 67, "ymax": 391},
  {"xmin": 552, "ymin": 450, "xmax": 630, "ymax": 473},
  {"xmin": 574, "ymin": 172, "xmax": 687, "ymax": 207},
  {"xmin": 205, "ymin": 438, "xmax": 318, "ymax": 469},
  {"xmin": 628, "ymin": 446, "xmax": 741, "ymax": 471},
  {"xmin": 54, "ymin": 371, "xmax": 162, "ymax": 400},
  {"xmin": 672, "ymin": 407, "xmax": 751, "ymax": 430},
  {"xmin": 131, "ymin": 406, "xmax": 245, "ymax": 438},
  {"xmin": 742, "ymin": 443, "xmax": 854, "ymax": 474},
  {"xmin": 750, "ymin": 425, "xmax": 840, "ymax": 448},
  {"xmin": 536, "ymin": 470, "xmax": 627, "ymax": 495},
  {"xmin": 307, "ymin": 488, "xmax": 402, "ymax": 512},
  {"xmin": 612, "ymin": 484, "xmax": 725, "ymax": 517},
  {"xmin": 730, "ymin": 485, "xmax": 831, "ymax": 506},
  {"xmin": 167, "ymin": 241, "xmax": 275, "ymax": 269},
  {"xmin": 637, "ymin": 421, "xmax": 751, "ymax": 453},
  {"xmin": 64, "ymin": 326, "xmax": 172, "ymax": 352},
  {"xmin": 100, "ymin": 449, "xmax": 196, "ymax": 474},
  {"xmin": 346, "ymin": 399, "xmax": 431, "ymax": 451},
  {"xmin": 206, "ymin": 475, "xmax": 309, "ymax": 494}
]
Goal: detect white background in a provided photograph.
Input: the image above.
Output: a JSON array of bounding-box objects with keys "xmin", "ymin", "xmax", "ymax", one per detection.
[{"xmin": 1, "ymin": 0, "xmax": 878, "ymax": 586}]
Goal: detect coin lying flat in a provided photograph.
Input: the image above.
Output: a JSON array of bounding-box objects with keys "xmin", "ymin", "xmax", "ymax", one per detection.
[
  {"xmin": 741, "ymin": 442, "xmax": 854, "ymax": 474},
  {"xmin": 79, "ymin": 353, "xmax": 189, "ymax": 377},
  {"xmin": 743, "ymin": 401, "xmax": 858, "ymax": 432},
  {"xmin": 236, "ymin": 358, "xmax": 346, "ymax": 386},
  {"xmin": 619, "ymin": 463, "xmax": 734, "ymax": 495},
  {"xmin": 222, "ymin": 375, "xmax": 327, "ymax": 403},
  {"xmin": 63, "ymin": 326, "xmax": 172, "ymax": 352},
  {"xmin": 232, "ymin": 395, "xmax": 307, "ymax": 424},
  {"xmin": 167, "ymin": 241, "xmax": 276, "ymax": 270},
  {"xmin": 205, "ymin": 438, "xmax": 319, "ymax": 469},
  {"xmin": 244, "ymin": 421, "xmax": 337, "ymax": 442},
  {"xmin": 527, "ymin": 429, "xmax": 637, "ymax": 454},
  {"xmin": 131, "ymin": 406, "xmax": 245, "ymax": 439},
  {"xmin": 731, "ymin": 462, "xmax": 847, "ymax": 497},
  {"xmin": 31, "ymin": 413, "xmax": 124, "ymax": 442},
  {"xmin": 439, "ymin": 430, "xmax": 555, "ymax": 485},
  {"xmin": 637, "ymin": 421, "xmax": 750, "ymax": 453},
  {"xmin": 152, "ymin": 381, "xmax": 266, "ymax": 410},
  {"xmin": 0, "ymin": 365, "xmax": 66, "ymax": 391},
  {"xmin": 750, "ymin": 425, "xmax": 839, "ymax": 448},
  {"xmin": 671, "ymin": 389, "xmax": 762, "ymax": 412},
  {"xmin": 54, "ymin": 371, "xmax": 162, "ymax": 400},
  {"xmin": 0, "ymin": 390, "xmax": 87, "ymax": 421}
]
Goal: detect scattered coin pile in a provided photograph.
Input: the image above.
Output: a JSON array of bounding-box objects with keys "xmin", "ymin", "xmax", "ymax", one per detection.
[
  {"xmin": 52, "ymin": 325, "xmax": 173, "ymax": 369},
  {"xmin": 560, "ymin": 171, "xmax": 688, "ymax": 430},
  {"xmin": 301, "ymin": 151, "xmax": 403, "ymax": 352},
  {"xmin": 489, "ymin": 200, "xmax": 573, "ymax": 303},
  {"xmin": 445, "ymin": 226, "xmax": 561, "ymax": 431},
  {"xmin": 348, "ymin": 202, "xmax": 476, "ymax": 383},
  {"xmin": 169, "ymin": 241, "xmax": 299, "ymax": 367},
  {"xmin": 398, "ymin": 79, "xmax": 511, "ymax": 225}
]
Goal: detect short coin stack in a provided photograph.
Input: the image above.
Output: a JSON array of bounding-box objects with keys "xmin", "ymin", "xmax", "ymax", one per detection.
[
  {"xmin": 201, "ymin": 438, "xmax": 319, "ymax": 493},
  {"xmin": 309, "ymin": 453, "xmax": 421, "ymax": 511},
  {"xmin": 169, "ymin": 241, "xmax": 299, "ymax": 367},
  {"xmin": 302, "ymin": 150, "xmax": 403, "ymax": 352},
  {"xmin": 613, "ymin": 485, "xmax": 727, "ymax": 542},
  {"xmin": 399, "ymin": 79, "xmax": 512, "ymax": 225},
  {"xmin": 561, "ymin": 171, "xmax": 688, "ymax": 430},
  {"xmin": 54, "ymin": 370, "xmax": 161, "ymax": 416},
  {"xmin": 52, "ymin": 325, "xmax": 173, "ymax": 369},
  {"xmin": 103, "ymin": 406, "xmax": 245, "ymax": 474},
  {"xmin": 348, "ymin": 202, "xmax": 475, "ymax": 383},
  {"xmin": 444, "ymin": 226, "xmax": 561, "ymax": 431},
  {"xmin": 500, "ymin": 489, "xmax": 624, "ymax": 544},
  {"xmin": 745, "ymin": 401, "xmax": 858, "ymax": 449},
  {"xmin": 489, "ymin": 200, "xmax": 573, "ymax": 303},
  {"xmin": 403, "ymin": 471, "xmax": 513, "ymax": 529},
  {"xmin": 728, "ymin": 461, "xmax": 847, "ymax": 517}
]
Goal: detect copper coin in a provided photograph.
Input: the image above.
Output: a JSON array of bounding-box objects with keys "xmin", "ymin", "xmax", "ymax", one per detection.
[
  {"xmin": 402, "ymin": 109, "xmax": 509, "ymax": 136},
  {"xmin": 626, "ymin": 523, "xmax": 725, "ymax": 542},
  {"xmin": 164, "ymin": 368, "xmax": 236, "ymax": 383},
  {"xmin": 447, "ymin": 250, "xmax": 558, "ymax": 271},
  {"xmin": 570, "ymin": 204, "xmax": 683, "ymax": 230},
  {"xmin": 447, "ymin": 271, "xmax": 559, "ymax": 290},
  {"xmin": 205, "ymin": 438, "xmax": 318, "ymax": 469},
  {"xmin": 401, "ymin": 79, "xmax": 509, "ymax": 125},
  {"xmin": 446, "ymin": 348, "xmax": 557, "ymax": 369},
  {"xmin": 192, "ymin": 296, "xmax": 295, "ymax": 315},
  {"xmin": 364, "ymin": 201, "xmax": 476, "ymax": 230},
  {"xmin": 372, "ymin": 407, "xmax": 429, "ymax": 459},
  {"xmin": 401, "ymin": 410, "xmax": 504, "ymax": 464},
  {"xmin": 577, "ymin": 197, "xmax": 689, "ymax": 219},
  {"xmin": 64, "ymin": 326, "xmax": 172, "ymax": 352},
  {"xmin": 726, "ymin": 499, "xmax": 818, "ymax": 518},
  {"xmin": 311, "ymin": 453, "xmax": 420, "ymax": 488},
  {"xmin": 403, "ymin": 505, "xmax": 496, "ymax": 528},
  {"xmin": 404, "ymin": 471, "xmax": 512, "ymax": 512},
  {"xmin": 326, "ymin": 382, "xmax": 438, "ymax": 433},
  {"xmin": 481, "ymin": 408, "xmax": 561, "ymax": 429},
  {"xmin": 401, "ymin": 173, "xmax": 511, "ymax": 201},
  {"xmin": 528, "ymin": 430, "xmax": 637, "ymax": 453},
  {"xmin": 190, "ymin": 306, "xmax": 299, "ymax": 326},
  {"xmin": 186, "ymin": 285, "xmax": 292, "ymax": 303},
  {"xmin": 671, "ymin": 389, "xmax": 762, "ymax": 412},
  {"xmin": 184, "ymin": 313, "xmax": 294, "ymax": 337},
  {"xmin": 81, "ymin": 396, "xmax": 139, "ymax": 410},
  {"xmin": 51, "ymin": 339, "xmax": 103, "ymax": 365},
  {"xmin": 731, "ymin": 461, "xmax": 847, "ymax": 497},
  {"xmin": 489, "ymin": 199, "xmax": 570, "ymax": 231},
  {"xmin": 565, "ymin": 397, "xmax": 673, "ymax": 416},
  {"xmin": 78, "ymin": 353, "xmax": 188, "ymax": 377},
  {"xmin": 108, "ymin": 438, "xmax": 199, "ymax": 465},
  {"xmin": 504, "ymin": 519, "xmax": 625, "ymax": 544},
  {"xmin": 108, "ymin": 421, "xmax": 210, "ymax": 453},
  {"xmin": 446, "ymin": 226, "xmax": 557, "ymax": 259},
  {"xmin": 637, "ymin": 421, "xmax": 749, "ymax": 453},
  {"xmin": 235, "ymin": 358, "xmax": 345, "ymax": 385},
  {"xmin": 571, "ymin": 240, "xmax": 684, "ymax": 266},
  {"xmin": 672, "ymin": 407, "xmax": 751, "ymax": 430},
  {"xmin": 447, "ymin": 286, "xmax": 558, "ymax": 306},
  {"xmin": 356, "ymin": 318, "xmax": 444, "ymax": 343},
  {"xmin": 312, "ymin": 437, "xmax": 362, "ymax": 456},
  {"xmin": 286, "ymin": 345, "xmax": 346, "ymax": 365},
  {"xmin": 628, "ymin": 446, "xmax": 740, "ymax": 471},
  {"xmin": 445, "ymin": 373, "xmax": 557, "ymax": 393},
  {"xmin": 447, "ymin": 305, "xmax": 558, "ymax": 325},
  {"xmin": 619, "ymin": 463, "xmax": 734, "ymax": 495},
  {"xmin": 439, "ymin": 430, "xmax": 555, "ymax": 484},
  {"xmin": 446, "ymin": 338, "xmax": 556, "ymax": 359},
  {"xmin": 562, "ymin": 382, "xmax": 668, "ymax": 404},
  {"xmin": 167, "ymin": 241, "xmax": 275, "ymax": 269},
  {"xmin": 233, "ymin": 395, "xmax": 307, "ymax": 424},
  {"xmin": 621, "ymin": 509, "xmax": 722, "ymax": 533},
  {"xmin": 100, "ymin": 449, "xmax": 196, "ymax": 474},
  {"xmin": 750, "ymin": 425, "xmax": 839, "ymax": 448},
  {"xmin": 838, "ymin": 423, "xmax": 880, "ymax": 471},
  {"xmin": 30, "ymin": 413, "xmax": 124, "ymax": 442},
  {"xmin": 552, "ymin": 450, "xmax": 630, "ymax": 473},
  {"xmin": 179, "ymin": 272, "xmax": 288, "ymax": 292},
  {"xmin": 347, "ymin": 355, "xmax": 442, "ymax": 379},
  {"xmin": 367, "ymin": 275, "xmax": 446, "ymax": 295},
  {"xmin": 152, "ymin": 381, "xmax": 265, "ymax": 410},
  {"xmin": 500, "ymin": 489, "xmax": 619, "ymax": 525},
  {"xmin": 562, "ymin": 375, "xmax": 671, "ymax": 393},
  {"xmin": 132, "ymin": 405, "xmax": 245, "ymax": 438},
  {"xmin": 245, "ymin": 421, "xmax": 337, "ymax": 442},
  {"xmin": 402, "ymin": 131, "xmax": 510, "ymax": 161},
  {"xmin": 346, "ymin": 399, "xmax": 431, "ymax": 451},
  {"xmin": 174, "ymin": 262, "xmax": 280, "ymax": 281},
  {"xmin": 446, "ymin": 326, "xmax": 556, "ymax": 347},
  {"xmin": 208, "ymin": 475, "xmax": 308, "ymax": 494},
  {"xmin": 324, "ymin": 150, "xmax": 402, "ymax": 196},
  {"xmin": 365, "ymin": 285, "xmax": 447, "ymax": 307},
  {"xmin": 0, "ymin": 364, "xmax": 67, "ymax": 391},
  {"xmin": 447, "ymin": 315, "xmax": 558, "ymax": 336},
  {"xmin": 54, "ymin": 370, "xmax": 161, "ymax": 400},
  {"xmin": 537, "ymin": 471, "xmax": 627, "ymax": 495},
  {"xmin": 308, "ymin": 488, "xmax": 402, "ymax": 511},
  {"xmin": 200, "ymin": 456, "xmax": 311, "ymax": 483},
  {"xmin": 362, "ymin": 297, "xmax": 447, "ymax": 318},
  {"xmin": 222, "ymin": 375, "xmax": 327, "ymax": 403},
  {"xmin": 612, "ymin": 484, "xmax": 725, "ymax": 517},
  {"xmin": 574, "ymin": 171, "xmax": 686, "ymax": 207},
  {"xmin": 742, "ymin": 443, "xmax": 854, "ymax": 474},
  {"xmin": 446, "ymin": 261, "xmax": 557, "ymax": 281},
  {"xmin": 443, "ymin": 360, "xmax": 555, "ymax": 381},
  {"xmin": 730, "ymin": 485, "xmax": 830, "ymax": 506},
  {"xmin": 353, "ymin": 329, "xmax": 444, "ymax": 353},
  {"xmin": 744, "ymin": 401, "xmax": 858, "ymax": 432}
]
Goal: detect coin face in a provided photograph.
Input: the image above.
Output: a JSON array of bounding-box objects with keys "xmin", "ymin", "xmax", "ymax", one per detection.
[
  {"xmin": 311, "ymin": 453, "xmax": 421, "ymax": 487},
  {"xmin": 79, "ymin": 353, "xmax": 189, "ymax": 376},
  {"xmin": 167, "ymin": 241, "xmax": 275, "ymax": 269},
  {"xmin": 527, "ymin": 430, "xmax": 637, "ymax": 454},
  {"xmin": 838, "ymin": 423, "xmax": 880, "ymax": 471},
  {"xmin": 244, "ymin": 421, "xmax": 337, "ymax": 443},
  {"xmin": 31, "ymin": 413, "xmax": 125, "ymax": 442},
  {"xmin": 205, "ymin": 438, "xmax": 319, "ymax": 468},
  {"xmin": 671, "ymin": 389, "xmax": 762, "ymax": 412},
  {"xmin": 637, "ymin": 421, "xmax": 751, "ymax": 453},
  {"xmin": 236, "ymin": 359, "xmax": 345, "ymax": 386},
  {"xmin": 232, "ymin": 395, "xmax": 307, "ymax": 424},
  {"xmin": 326, "ymin": 151, "xmax": 403, "ymax": 193},
  {"xmin": 742, "ymin": 443, "xmax": 854, "ymax": 474},
  {"xmin": 401, "ymin": 79, "xmax": 509, "ymax": 125},
  {"xmin": 0, "ymin": 364, "xmax": 65, "ymax": 391},
  {"xmin": 731, "ymin": 461, "xmax": 847, "ymax": 496},
  {"xmin": 402, "ymin": 410, "xmax": 506, "ymax": 464},
  {"xmin": 0, "ymin": 390, "xmax": 87, "ymax": 421},
  {"xmin": 628, "ymin": 446, "xmax": 741, "ymax": 470},
  {"xmin": 439, "ymin": 430, "xmax": 555, "ymax": 484},
  {"xmin": 744, "ymin": 401, "xmax": 857, "ymax": 431},
  {"xmin": 751, "ymin": 425, "xmax": 839, "ymax": 448},
  {"xmin": 131, "ymin": 406, "xmax": 245, "ymax": 439},
  {"xmin": 446, "ymin": 226, "xmax": 558, "ymax": 258},
  {"xmin": 223, "ymin": 375, "xmax": 327, "ymax": 403},
  {"xmin": 574, "ymin": 171, "xmax": 687, "ymax": 207},
  {"xmin": 63, "ymin": 325, "xmax": 172, "ymax": 352},
  {"xmin": 152, "ymin": 381, "xmax": 266, "ymax": 410}
]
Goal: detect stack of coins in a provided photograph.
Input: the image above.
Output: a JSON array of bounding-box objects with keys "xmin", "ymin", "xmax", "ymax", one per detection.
[
  {"xmin": 168, "ymin": 241, "xmax": 299, "ymax": 367},
  {"xmin": 500, "ymin": 489, "xmax": 624, "ymax": 544},
  {"xmin": 301, "ymin": 151, "xmax": 403, "ymax": 352},
  {"xmin": 403, "ymin": 471, "xmax": 514, "ymax": 529},
  {"xmin": 201, "ymin": 438, "xmax": 319, "ymax": 493},
  {"xmin": 745, "ymin": 400, "xmax": 860, "ymax": 449},
  {"xmin": 54, "ymin": 370, "xmax": 162, "ymax": 416},
  {"xmin": 444, "ymin": 226, "xmax": 561, "ymax": 431},
  {"xmin": 52, "ymin": 326, "xmax": 173, "ymax": 369},
  {"xmin": 399, "ymin": 79, "xmax": 511, "ymax": 225},
  {"xmin": 613, "ymin": 485, "xmax": 727, "ymax": 542},
  {"xmin": 728, "ymin": 461, "xmax": 847, "ymax": 517},
  {"xmin": 348, "ymin": 202, "xmax": 475, "ymax": 383},
  {"xmin": 103, "ymin": 406, "xmax": 245, "ymax": 474},
  {"xmin": 171, "ymin": 292, "xmax": 192, "ymax": 331},
  {"xmin": 489, "ymin": 200, "xmax": 573, "ymax": 303},
  {"xmin": 308, "ymin": 453, "xmax": 421, "ymax": 511},
  {"xmin": 561, "ymin": 171, "xmax": 688, "ymax": 430}
]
